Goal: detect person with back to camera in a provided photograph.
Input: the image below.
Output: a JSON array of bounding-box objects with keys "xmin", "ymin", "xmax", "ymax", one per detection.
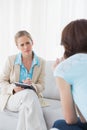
[
  {"xmin": 0, "ymin": 30, "xmax": 47, "ymax": 130},
  {"xmin": 50, "ymin": 19, "xmax": 87, "ymax": 130}
]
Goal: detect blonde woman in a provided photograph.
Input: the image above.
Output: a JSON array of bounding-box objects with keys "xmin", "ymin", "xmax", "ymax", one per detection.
[{"xmin": 0, "ymin": 30, "xmax": 47, "ymax": 130}]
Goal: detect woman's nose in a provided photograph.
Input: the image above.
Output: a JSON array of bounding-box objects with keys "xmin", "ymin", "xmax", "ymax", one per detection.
[{"xmin": 24, "ymin": 43, "xmax": 28, "ymax": 48}]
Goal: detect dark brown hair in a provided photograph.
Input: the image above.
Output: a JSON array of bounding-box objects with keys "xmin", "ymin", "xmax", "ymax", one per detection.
[
  {"xmin": 61, "ymin": 19, "xmax": 87, "ymax": 58},
  {"xmin": 15, "ymin": 30, "xmax": 33, "ymax": 45}
]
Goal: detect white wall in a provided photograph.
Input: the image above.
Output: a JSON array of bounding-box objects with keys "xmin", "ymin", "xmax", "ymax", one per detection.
[{"xmin": 0, "ymin": 0, "xmax": 87, "ymax": 72}]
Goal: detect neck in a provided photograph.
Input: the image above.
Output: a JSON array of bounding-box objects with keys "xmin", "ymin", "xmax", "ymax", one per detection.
[{"xmin": 22, "ymin": 53, "xmax": 33, "ymax": 61}]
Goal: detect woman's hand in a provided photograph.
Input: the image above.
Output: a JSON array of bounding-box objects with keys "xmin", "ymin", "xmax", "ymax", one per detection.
[
  {"xmin": 23, "ymin": 78, "xmax": 32, "ymax": 86},
  {"xmin": 13, "ymin": 86, "xmax": 24, "ymax": 93},
  {"xmin": 52, "ymin": 57, "xmax": 64, "ymax": 70}
]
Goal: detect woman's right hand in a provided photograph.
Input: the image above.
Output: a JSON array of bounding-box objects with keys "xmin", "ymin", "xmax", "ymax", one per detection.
[{"xmin": 13, "ymin": 86, "xmax": 24, "ymax": 93}]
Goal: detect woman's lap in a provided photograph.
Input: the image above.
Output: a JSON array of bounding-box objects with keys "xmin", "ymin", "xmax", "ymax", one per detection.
[
  {"xmin": 5, "ymin": 90, "xmax": 47, "ymax": 130},
  {"xmin": 6, "ymin": 89, "xmax": 38, "ymax": 111},
  {"xmin": 52, "ymin": 119, "xmax": 87, "ymax": 130}
]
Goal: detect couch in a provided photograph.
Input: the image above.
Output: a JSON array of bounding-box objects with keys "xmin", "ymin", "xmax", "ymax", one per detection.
[{"xmin": 0, "ymin": 61, "xmax": 64, "ymax": 130}]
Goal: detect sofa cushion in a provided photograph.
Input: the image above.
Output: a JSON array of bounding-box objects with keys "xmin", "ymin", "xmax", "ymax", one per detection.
[
  {"xmin": 0, "ymin": 109, "xmax": 18, "ymax": 130},
  {"xmin": 43, "ymin": 61, "xmax": 60, "ymax": 100},
  {"xmin": 42, "ymin": 98, "xmax": 64, "ymax": 129}
]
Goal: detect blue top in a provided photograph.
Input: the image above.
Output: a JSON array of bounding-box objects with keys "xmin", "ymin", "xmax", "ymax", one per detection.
[
  {"xmin": 14, "ymin": 52, "xmax": 40, "ymax": 82},
  {"xmin": 54, "ymin": 53, "xmax": 87, "ymax": 120}
]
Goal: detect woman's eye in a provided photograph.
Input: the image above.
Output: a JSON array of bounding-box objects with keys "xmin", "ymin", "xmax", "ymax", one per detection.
[
  {"xmin": 19, "ymin": 41, "xmax": 31, "ymax": 47},
  {"xmin": 26, "ymin": 42, "xmax": 30, "ymax": 45},
  {"xmin": 20, "ymin": 44, "xmax": 24, "ymax": 47}
]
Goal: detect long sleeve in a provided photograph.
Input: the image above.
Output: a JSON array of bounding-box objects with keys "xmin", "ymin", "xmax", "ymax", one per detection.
[{"xmin": 0, "ymin": 55, "xmax": 19, "ymax": 95}]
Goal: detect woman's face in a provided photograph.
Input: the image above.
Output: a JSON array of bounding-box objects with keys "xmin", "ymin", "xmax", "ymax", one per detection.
[{"xmin": 16, "ymin": 35, "xmax": 33, "ymax": 57}]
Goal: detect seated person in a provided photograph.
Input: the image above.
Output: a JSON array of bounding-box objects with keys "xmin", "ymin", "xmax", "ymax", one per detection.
[
  {"xmin": 51, "ymin": 19, "xmax": 87, "ymax": 130},
  {"xmin": 0, "ymin": 30, "xmax": 47, "ymax": 130}
]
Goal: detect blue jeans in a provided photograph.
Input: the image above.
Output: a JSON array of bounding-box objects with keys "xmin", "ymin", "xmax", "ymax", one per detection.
[{"xmin": 52, "ymin": 119, "xmax": 87, "ymax": 130}]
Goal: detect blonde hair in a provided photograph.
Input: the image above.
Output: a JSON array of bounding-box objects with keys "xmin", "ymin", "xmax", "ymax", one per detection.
[{"xmin": 15, "ymin": 30, "xmax": 33, "ymax": 45}]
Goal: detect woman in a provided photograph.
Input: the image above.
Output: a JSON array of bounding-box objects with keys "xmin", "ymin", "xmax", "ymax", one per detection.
[
  {"xmin": 0, "ymin": 30, "xmax": 47, "ymax": 130},
  {"xmin": 51, "ymin": 19, "xmax": 87, "ymax": 130}
]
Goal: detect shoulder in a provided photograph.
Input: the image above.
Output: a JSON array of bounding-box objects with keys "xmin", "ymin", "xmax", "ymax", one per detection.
[
  {"xmin": 56, "ymin": 54, "xmax": 81, "ymax": 71},
  {"xmin": 8, "ymin": 54, "xmax": 17, "ymax": 60},
  {"xmin": 37, "ymin": 56, "xmax": 45, "ymax": 65},
  {"xmin": 6, "ymin": 54, "xmax": 18, "ymax": 65},
  {"xmin": 54, "ymin": 55, "xmax": 76, "ymax": 76},
  {"xmin": 54, "ymin": 54, "xmax": 85, "ymax": 76}
]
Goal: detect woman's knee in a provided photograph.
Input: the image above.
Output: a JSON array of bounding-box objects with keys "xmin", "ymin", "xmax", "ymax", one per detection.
[
  {"xmin": 19, "ymin": 89, "xmax": 37, "ymax": 99},
  {"xmin": 52, "ymin": 119, "xmax": 84, "ymax": 130},
  {"xmin": 23, "ymin": 90, "xmax": 39, "ymax": 104},
  {"xmin": 53, "ymin": 120, "xmax": 66, "ymax": 128}
]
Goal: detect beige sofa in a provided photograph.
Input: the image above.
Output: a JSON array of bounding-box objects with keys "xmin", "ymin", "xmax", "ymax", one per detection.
[{"xmin": 0, "ymin": 61, "xmax": 63, "ymax": 130}]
